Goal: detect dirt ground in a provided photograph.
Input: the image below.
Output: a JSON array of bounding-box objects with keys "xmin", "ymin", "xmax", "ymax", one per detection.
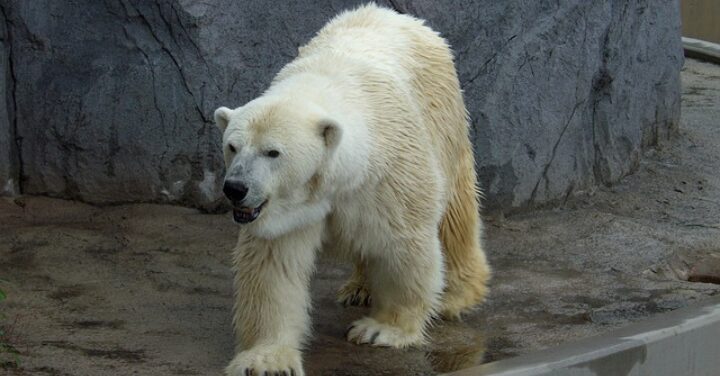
[{"xmin": 1, "ymin": 58, "xmax": 720, "ymax": 376}]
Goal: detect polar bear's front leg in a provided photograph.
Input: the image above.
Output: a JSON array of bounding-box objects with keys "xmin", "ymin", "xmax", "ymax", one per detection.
[
  {"xmin": 226, "ymin": 225, "xmax": 322, "ymax": 376},
  {"xmin": 346, "ymin": 235, "xmax": 444, "ymax": 348}
]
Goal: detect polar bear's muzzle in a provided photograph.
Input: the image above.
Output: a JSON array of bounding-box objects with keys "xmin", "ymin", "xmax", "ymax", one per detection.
[
  {"xmin": 223, "ymin": 178, "xmax": 267, "ymax": 224},
  {"xmin": 232, "ymin": 200, "xmax": 267, "ymax": 224}
]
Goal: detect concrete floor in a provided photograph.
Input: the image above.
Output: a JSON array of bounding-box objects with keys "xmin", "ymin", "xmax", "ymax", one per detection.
[{"xmin": 1, "ymin": 58, "xmax": 720, "ymax": 376}]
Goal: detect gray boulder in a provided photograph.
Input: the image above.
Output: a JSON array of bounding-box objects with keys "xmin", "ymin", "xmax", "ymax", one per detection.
[{"xmin": 0, "ymin": 0, "xmax": 682, "ymax": 211}]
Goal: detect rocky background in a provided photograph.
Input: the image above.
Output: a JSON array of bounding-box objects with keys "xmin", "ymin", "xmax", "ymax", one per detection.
[{"xmin": 0, "ymin": 0, "xmax": 683, "ymax": 211}]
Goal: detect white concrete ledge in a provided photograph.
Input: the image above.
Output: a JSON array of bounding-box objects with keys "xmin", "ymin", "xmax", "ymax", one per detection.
[
  {"xmin": 683, "ymin": 37, "xmax": 720, "ymax": 64},
  {"xmin": 446, "ymin": 295, "xmax": 720, "ymax": 376}
]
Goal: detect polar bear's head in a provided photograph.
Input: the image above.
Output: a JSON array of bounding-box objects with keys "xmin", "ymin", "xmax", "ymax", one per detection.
[{"xmin": 214, "ymin": 96, "xmax": 342, "ymax": 237}]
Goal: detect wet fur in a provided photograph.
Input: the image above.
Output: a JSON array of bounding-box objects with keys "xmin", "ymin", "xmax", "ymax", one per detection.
[{"xmin": 217, "ymin": 5, "xmax": 490, "ymax": 376}]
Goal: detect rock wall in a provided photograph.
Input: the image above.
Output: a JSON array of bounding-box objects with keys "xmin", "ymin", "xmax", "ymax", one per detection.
[
  {"xmin": 0, "ymin": 4, "xmax": 18, "ymax": 195},
  {"xmin": 0, "ymin": 0, "xmax": 682, "ymax": 211}
]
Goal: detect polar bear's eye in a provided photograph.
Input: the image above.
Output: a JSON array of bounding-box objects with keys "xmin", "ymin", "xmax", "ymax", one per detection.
[
  {"xmin": 264, "ymin": 150, "xmax": 280, "ymax": 158},
  {"xmin": 228, "ymin": 144, "xmax": 237, "ymax": 153}
]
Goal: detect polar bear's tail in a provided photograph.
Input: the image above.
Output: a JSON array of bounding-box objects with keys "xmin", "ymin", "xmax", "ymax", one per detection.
[{"xmin": 439, "ymin": 147, "xmax": 491, "ymax": 319}]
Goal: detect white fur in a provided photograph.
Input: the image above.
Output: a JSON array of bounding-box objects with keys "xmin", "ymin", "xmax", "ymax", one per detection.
[{"xmin": 217, "ymin": 5, "xmax": 490, "ymax": 376}]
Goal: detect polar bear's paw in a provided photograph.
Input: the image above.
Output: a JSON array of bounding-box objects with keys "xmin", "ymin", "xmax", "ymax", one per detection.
[
  {"xmin": 345, "ymin": 317, "xmax": 424, "ymax": 348},
  {"xmin": 337, "ymin": 280, "xmax": 371, "ymax": 307},
  {"xmin": 225, "ymin": 345, "xmax": 303, "ymax": 376}
]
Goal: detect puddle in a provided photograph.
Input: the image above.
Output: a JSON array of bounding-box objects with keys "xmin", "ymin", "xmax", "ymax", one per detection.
[
  {"xmin": 64, "ymin": 320, "xmax": 125, "ymax": 330},
  {"xmin": 47, "ymin": 285, "xmax": 87, "ymax": 302},
  {"xmin": 41, "ymin": 341, "xmax": 146, "ymax": 363},
  {"xmin": 426, "ymin": 342, "xmax": 486, "ymax": 373},
  {"xmin": 426, "ymin": 330, "xmax": 488, "ymax": 373}
]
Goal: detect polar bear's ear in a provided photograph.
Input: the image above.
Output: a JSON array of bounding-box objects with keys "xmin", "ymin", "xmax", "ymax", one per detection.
[
  {"xmin": 319, "ymin": 119, "xmax": 342, "ymax": 150},
  {"xmin": 214, "ymin": 106, "xmax": 232, "ymax": 132}
]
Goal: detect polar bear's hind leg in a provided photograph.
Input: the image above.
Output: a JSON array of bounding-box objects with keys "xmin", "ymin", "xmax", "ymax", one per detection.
[
  {"xmin": 346, "ymin": 234, "xmax": 444, "ymax": 348},
  {"xmin": 337, "ymin": 260, "xmax": 372, "ymax": 307}
]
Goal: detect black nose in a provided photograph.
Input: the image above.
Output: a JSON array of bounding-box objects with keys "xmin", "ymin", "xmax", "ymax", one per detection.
[{"xmin": 223, "ymin": 179, "xmax": 248, "ymax": 202}]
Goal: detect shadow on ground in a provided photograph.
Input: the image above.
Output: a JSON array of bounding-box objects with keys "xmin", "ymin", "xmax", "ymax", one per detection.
[{"xmin": 1, "ymin": 59, "xmax": 719, "ymax": 375}]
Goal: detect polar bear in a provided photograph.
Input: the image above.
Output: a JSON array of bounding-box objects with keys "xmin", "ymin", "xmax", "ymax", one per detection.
[{"xmin": 214, "ymin": 4, "xmax": 490, "ymax": 376}]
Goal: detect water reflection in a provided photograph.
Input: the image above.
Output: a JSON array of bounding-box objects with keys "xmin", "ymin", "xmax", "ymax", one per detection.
[{"xmin": 425, "ymin": 328, "xmax": 487, "ymax": 373}]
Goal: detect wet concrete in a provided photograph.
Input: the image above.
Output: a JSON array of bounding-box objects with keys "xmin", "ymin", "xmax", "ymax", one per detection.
[{"xmin": 1, "ymin": 58, "xmax": 720, "ymax": 375}]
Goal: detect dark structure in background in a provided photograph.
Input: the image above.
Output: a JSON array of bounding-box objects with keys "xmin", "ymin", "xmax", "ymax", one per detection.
[
  {"xmin": 0, "ymin": 0, "xmax": 682, "ymax": 211},
  {"xmin": 681, "ymin": 0, "xmax": 720, "ymax": 44}
]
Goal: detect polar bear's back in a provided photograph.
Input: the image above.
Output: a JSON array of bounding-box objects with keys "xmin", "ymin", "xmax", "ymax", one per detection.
[
  {"xmin": 300, "ymin": 4, "xmax": 429, "ymax": 64},
  {"xmin": 298, "ymin": 4, "xmax": 472, "ymax": 192}
]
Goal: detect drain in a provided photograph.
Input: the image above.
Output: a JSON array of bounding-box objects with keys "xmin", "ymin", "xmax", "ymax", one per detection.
[
  {"xmin": 687, "ymin": 255, "xmax": 720, "ymax": 284},
  {"xmin": 646, "ymin": 248, "xmax": 720, "ymax": 285}
]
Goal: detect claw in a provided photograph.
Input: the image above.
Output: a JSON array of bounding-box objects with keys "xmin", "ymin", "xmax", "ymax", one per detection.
[
  {"xmin": 344, "ymin": 325, "xmax": 355, "ymax": 338},
  {"xmin": 370, "ymin": 331, "xmax": 380, "ymax": 344},
  {"xmin": 290, "ymin": 369, "xmax": 296, "ymax": 376},
  {"xmin": 245, "ymin": 369, "xmax": 252, "ymax": 376}
]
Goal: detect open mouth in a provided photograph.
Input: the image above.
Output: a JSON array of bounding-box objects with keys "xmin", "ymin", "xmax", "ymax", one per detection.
[{"xmin": 232, "ymin": 200, "xmax": 267, "ymax": 224}]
